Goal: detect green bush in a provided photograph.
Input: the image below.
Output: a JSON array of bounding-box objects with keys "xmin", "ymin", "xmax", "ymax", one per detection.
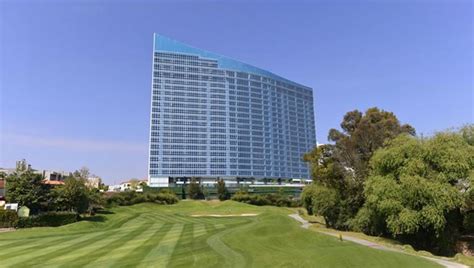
[
  {"xmin": 187, "ymin": 179, "xmax": 205, "ymax": 200},
  {"xmin": 231, "ymin": 191, "xmax": 299, "ymax": 207},
  {"xmin": 463, "ymin": 212, "xmax": 474, "ymax": 234},
  {"xmin": 106, "ymin": 191, "xmax": 178, "ymax": 207},
  {"xmin": 217, "ymin": 179, "xmax": 230, "ymax": 201},
  {"xmin": 0, "ymin": 209, "xmax": 19, "ymax": 228},
  {"xmin": 17, "ymin": 212, "xmax": 78, "ymax": 228}
]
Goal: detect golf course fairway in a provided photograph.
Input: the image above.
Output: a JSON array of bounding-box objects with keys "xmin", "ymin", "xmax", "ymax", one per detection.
[{"xmin": 0, "ymin": 201, "xmax": 441, "ymax": 267}]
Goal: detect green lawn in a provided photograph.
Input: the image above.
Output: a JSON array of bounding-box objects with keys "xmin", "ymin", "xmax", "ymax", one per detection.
[{"xmin": 0, "ymin": 201, "xmax": 441, "ymax": 267}]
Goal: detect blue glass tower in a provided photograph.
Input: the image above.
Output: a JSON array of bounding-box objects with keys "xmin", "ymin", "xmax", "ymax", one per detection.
[{"xmin": 148, "ymin": 34, "xmax": 316, "ymax": 187}]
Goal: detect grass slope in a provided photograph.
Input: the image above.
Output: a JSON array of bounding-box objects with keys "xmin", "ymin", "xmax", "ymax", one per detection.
[{"xmin": 0, "ymin": 201, "xmax": 441, "ymax": 268}]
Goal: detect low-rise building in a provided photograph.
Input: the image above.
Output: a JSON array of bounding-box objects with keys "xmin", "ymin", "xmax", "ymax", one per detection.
[
  {"xmin": 2, "ymin": 160, "xmax": 69, "ymax": 186},
  {"xmin": 0, "ymin": 168, "xmax": 16, "ymax": 176},
  {"xmin": 85, "ymin": 177, "xmax": 101, "ymax": 188},
  {"xmin": 41, "ymin": 170, "xmax": 68, "ymax": 185},
  {"xmin": 108, "ymin": 179, "xmax": 148, "ymax": 192}
]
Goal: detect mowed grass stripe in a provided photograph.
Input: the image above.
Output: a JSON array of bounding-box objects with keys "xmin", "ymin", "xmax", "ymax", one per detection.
[
  {"xmin": 19, "ymin": 214, "xmax": 157, "ymax": 266},
  {"xmin": 83, "ymin": 222, "xmax": 164, "ymax": 267},
  {"xmin": 45, "ymin": 222, "xmax": 171, "ymax": 266},
  {"xmin": 193, "ymin": 223, "xmax": 207, "ymax": 238},
  {"xmin": 0, "ymin": 202, "xmax": 440, "ymax": 268},
  {"xmin": 169, "ymin": 222, "xmax": 226, "ymax": 268},
  {"xmin": 0, "ymin": 230, "xmax": 112, "ymax": 267},
  {"xmin": 141, "ymin": 214, "xmax": 162, "ymax": 221},
  {"xmin": 167, "ymin": 223, "xmax": 198, "ymax": 267},
  {"xmin": 205, "ymin": 223, "xmax": 218, "ymax": 234},
  {"xmin": 170, "ymin": 214, "xmax": 196, "ymax": 224},
  {"xmin": 115, "ymin": 223, "xmax": 174, "ymax": 267},
  {"xmin": 214, "ymin": 223, "xmax": 226, "ymax": 229},
  {"xmin": 152, "ymin": 213, "xmax": 185, "ymax": 223},
  {"xmin": 58, "ymin": 220, "xmax": 152, "ymax": 267},
  {"xmin": 207, "ymin": 228, "xmax": 247, "ymax": 268},
  {"xmin": 0, "ymin": 211, "xmax": 148, "ymax": 261},
  {"xmin": 138, "ymin": 223, "xmax": 184, "ymax": 268},
  {"xmin": 0, "ymin": 236, "xmax": 68, "ymax": 259},
  {"xmin": 173, "ymin": 214, "xmax": 212, "ymax": 224},
  {"xmin": 27, "ymin": 221, "xmax": 161, "ymax": 267},
  {"xmin": 0, "ymin": 236, "xmax": 67, "ymax": 251}
]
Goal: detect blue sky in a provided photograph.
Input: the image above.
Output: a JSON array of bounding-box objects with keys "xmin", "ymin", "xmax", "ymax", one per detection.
[{"xmin": 1, "ymin": 0, "xmax": 472, "ymax": 184}]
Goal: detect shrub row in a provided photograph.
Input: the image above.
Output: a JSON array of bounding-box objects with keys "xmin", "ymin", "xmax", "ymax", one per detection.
[
  {"xmin": 17, "ymin": 212, "xmax": 79, "ymax": 228},
  {"xmin": 0, "ymin": 209, "xmax": 19, "ymax": 228},
  {"xmin": 231, "ymin": 192, "xmax": 300, "ymax": 207},
  {"xmin": 106, "ymin": 190, "xmax": 178, "ymax": 207},
  {"xmin": 0, "ymin": 210, "xmax": 78, "ymax": 228}
]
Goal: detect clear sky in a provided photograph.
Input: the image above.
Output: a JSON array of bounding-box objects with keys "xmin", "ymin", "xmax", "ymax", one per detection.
[{"xmin": 0, "ymin": 0, "xmax": 472, "ymax": 184}]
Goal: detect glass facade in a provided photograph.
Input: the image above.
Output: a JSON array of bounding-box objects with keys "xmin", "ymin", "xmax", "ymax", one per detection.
[{"xmin": 149, "ymin": 34, "xmax": 316, "ymax": 187}]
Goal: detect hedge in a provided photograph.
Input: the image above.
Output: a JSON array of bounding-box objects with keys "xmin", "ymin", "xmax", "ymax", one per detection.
[
  {"xmin": 17, "ymin": 212, "xmax": 78, "ymax": 228},
  {"xmin": 105, "ymin": 191, "xmax": 178, "ymax": 207},
  {"xmin": 0, "ymin": 209, "xmax": 19, "ymax": 228},
  {"xmin": 231, "ymin": 192, "xmax": 300, "ymax": 207}
]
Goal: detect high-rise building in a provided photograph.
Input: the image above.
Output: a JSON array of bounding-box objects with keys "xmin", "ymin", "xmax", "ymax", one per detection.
[{"xmin": 148, "ymin": 34, "xmax": 316, "ymax": 187}]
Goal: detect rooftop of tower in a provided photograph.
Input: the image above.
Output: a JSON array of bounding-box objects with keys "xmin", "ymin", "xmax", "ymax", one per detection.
[{"xmin": 153, "ymin": 33, "xmax": 311, "ymax": 91}]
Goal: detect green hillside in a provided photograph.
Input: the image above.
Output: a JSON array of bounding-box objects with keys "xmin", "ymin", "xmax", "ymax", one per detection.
[{"xmin": 0, "ymin": 201, "xmax": 441, "ymax": 267}]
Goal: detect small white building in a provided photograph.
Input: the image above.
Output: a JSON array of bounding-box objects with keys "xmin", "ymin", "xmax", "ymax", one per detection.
[
  {"xmin": 86, "ymin": 177, "xmax": 101, "ymax": 188},
  {"xmin": 4, "ymin": 203, "xmax": 18, "ymax": 211},
  {"xmin": 107, "ymin": 179, "xmax": 148, "ymax": 192}
]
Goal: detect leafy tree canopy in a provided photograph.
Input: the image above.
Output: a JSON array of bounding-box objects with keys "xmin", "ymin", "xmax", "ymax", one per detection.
[
  {"xmin": 353, "ymin": 129, "xmax": 474, "ymax": 255},
  {"xmin": 216, "ymin": 179, "xmax": 230, "ymax": 201},
  {"xmin": 187, "ymin": 179, "xmax": 204, "ymax": 200},
  {"xmin": 303, "ymin": 107, "xmax": 415, "ymax": 229},
  {"xmin": 5, "ymin": 170, "xmax": 48, "ymax": 214},
  {"xmin": 52, "ymin": 176, "xmax": 90, "ymax": 214}
]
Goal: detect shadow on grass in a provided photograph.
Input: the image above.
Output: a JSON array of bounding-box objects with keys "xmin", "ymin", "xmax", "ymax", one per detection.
[
  {"xmin": 97, "ymin": 210, "xmax": 115, "ymax": 215},
  {"xmin": 80, "ymin": 210, "xmax": 114, "ymax": 223},
  {"xmin": 81, "ymin": 215, "xmax": 106, "ymax": 223},
  {"xmin": 81, "ymin": 215, "xmax": 107, "ymax": 222}
]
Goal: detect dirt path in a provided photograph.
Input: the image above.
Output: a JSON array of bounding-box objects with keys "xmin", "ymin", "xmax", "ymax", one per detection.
[{"xmin": 289, "ymin": 214, "xmax": 468, "ymax": 268}]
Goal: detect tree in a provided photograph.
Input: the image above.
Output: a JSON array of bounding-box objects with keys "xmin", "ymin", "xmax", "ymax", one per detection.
[
  {"xmin": 187, "ymin": 179, "xmax": 204, "ymax": 200},
  {"xmin": 73, "ymin": 166, "xmax": 90, "ymax": 180},
  {"xmin": 459, "ymin": 124, "xmax": 474, "ymax": 146},
  {"xmin": 53, "ymin": 176, "xmax": 90, "ymax": 214},
  {"xmin": 5, "ymin": 170, "xmax": 48, "ymax": 214},
  {"xmin": 353, "ymin": 131, "xmax": 473, "ymax": 255},
  {"xmin": 328, "ymin": 107, "xmax": 415, "ymax": 180},
  {"xmin": 216, "ymin": 179, "xmax": 230, "ymax": 201},
  {"xmin": 87, "ymin": 189, "xmax": 105, "ymax": 214},
  {"xmin": 302, "ymin": 184, "xmax": 340, "ymax": 227},
  {"xmin": 303, "ymin": 107, "xmax": 415, "ymax": 229}
]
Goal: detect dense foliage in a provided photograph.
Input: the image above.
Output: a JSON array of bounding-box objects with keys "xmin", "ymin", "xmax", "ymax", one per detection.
[
  {"xmin": 0, "ymin": 209, "xmax": 19, "ymax": 228},
  {"xmin": 187, "ymin": 179, "xmax": 205, "ymax": 200},
  {"xmin": 52, "ymin": 177, "xmax": 92, "ymax": 214},
  {"xmin": 303, "ymin": 114, "xmax": 474, "ymax": 256},
  {"xmin": 232, "ymin": 191, "xmax": 300, "ymax": 207},
  {"xmin": 303, "ymin": 107, "xmax": 415, "ymax": 229},
  {"xmin": 352, "ymin": 130, "xmax": 474, "ymax": 255},
  {"xmin": 5, "ymin": 171, "xmax": 49, "ymax": 214},
  {"xmin": 105, "ymin": 190, "xmax": 178, "ymax": 207},
  {"xmin": 0, "ymin": 209, "xmax": 77, "ymax": 228},
  {"xmin": 3, "ymin": 166, "xmax": 106, "ymax": 228},
  {"xmin": 17, "ymin": 212, "xmax": 78, "ymax": 228},
  {"xmin": 216, "ymin": 179, "xmax": 230, "ymax": 201}
]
